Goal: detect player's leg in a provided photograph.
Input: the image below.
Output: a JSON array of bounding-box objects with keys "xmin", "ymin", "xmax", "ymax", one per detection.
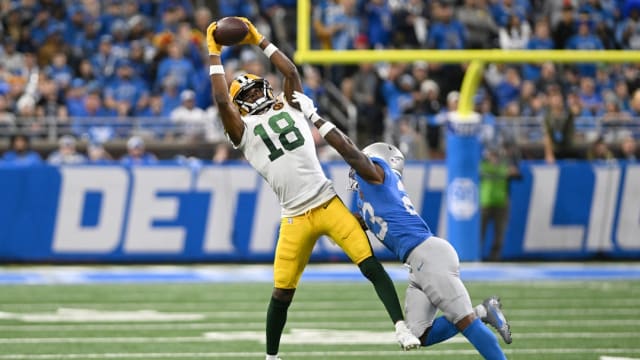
[
  {"xmin": 267, "ymin": 215, "xmax": 319, "ymax": 359},
  {"xmin": 416, "ymin": 237, "xmax": 507, "ymax": 359},
  {"xmin": 405, "ymin": 278, "xmax": 459, "ymax": 346},
  {"xmin": 480, "ymin": 206, "xmax": 491, "ymax": 258},
  {"xmin": 458, "ymin": 314, "xmax": 507, "ymax": 360},
  {"xmin": 318, "ymin": 196, "xmax": 419, "ymax": 350},
  {"xmin": 489, "ymin": 206, "xmax": 508, "ymax": 261}
]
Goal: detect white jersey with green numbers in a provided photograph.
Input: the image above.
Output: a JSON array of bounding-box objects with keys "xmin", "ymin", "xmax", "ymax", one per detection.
[{"xmin": 236, "ymin": 94, "xmax": 336, "ymax": 217}]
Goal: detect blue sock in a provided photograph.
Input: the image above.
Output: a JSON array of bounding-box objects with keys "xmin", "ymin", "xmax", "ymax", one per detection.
[
  {"xmin": 424, "ymin": 316, "xmax": 459, "ymax": 346},
  {"xmin": 462, "ymin": 318, "xmax": 507, "ymax": 360}
]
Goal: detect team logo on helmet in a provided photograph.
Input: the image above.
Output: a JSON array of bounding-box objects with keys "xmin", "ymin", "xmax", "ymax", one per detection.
[{"xmin": 229, "ymin": 74, "xmax": 276, "ymax": 116}]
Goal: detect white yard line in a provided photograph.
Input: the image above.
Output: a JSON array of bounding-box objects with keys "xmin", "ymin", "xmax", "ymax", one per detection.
[
  {"xmin": 1, "ymin": 306, "xmax": 639, "ymax": 318},
  {"xmin": 0, "ymin": 331, "xmax": 639, "ymax": 344},
  {"xmin": 2, "ymin": 319, "xmax": 640, "ymax": 332},
  {"xmin": 2, "ymin": 298, "xmax": 640, "ymax": 308},
  {"xmin": 0, "ymin": 349, "xmax": 639, "ymax": 359},
  {"xmin": 0, "ymin": 337, "xmax": 213, "ymax": 344}
]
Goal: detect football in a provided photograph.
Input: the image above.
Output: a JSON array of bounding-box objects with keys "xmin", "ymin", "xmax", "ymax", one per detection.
[{"xmin": 213, "ymin": 17, "xmax": 249, "ymax": 46}]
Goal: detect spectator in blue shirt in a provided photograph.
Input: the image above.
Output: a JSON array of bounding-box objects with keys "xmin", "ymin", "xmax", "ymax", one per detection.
[
  {"xmin": 365, "ymin": 0, "xmax": 393, "ymax": 49},
  {"xmin": 70, "ymin": 90, "xmax": 116, "ymax": 140},
  {"xmin": 104, "ymin": 58, "xmax": 150, "ymax": 116},
  {"xmin": 66, "ymin": 78, "xmax": 87, "ymax": 117},
  {"xmin": 155, "ymin": 2, "xmax": 188, "ymax": 33},
  {"xmin": 45, "ymin": 52, "xmax": 73, "ymax": 90},
  {"xmin": 128, "ymin": 40, "xmax": 153, "ymax": 88},
  {"xmin": 428, "ymin": 1, "xmax": 467, "ymax": 50},
  {"xmin": 135, "ymin": 93, "xmax": 172, "ymax": 138},
  {"xmin": 427, "ymin": 1, "xmax": 467, "ymax": 98},
  {"xmin": 120, "ymin": 136, "xmax": 157, "ymax": 165},
  {"xmin": 325, "ymin": 0, "xmax": 361, "ymax": 50},
  {"xmin": 159, "ymin": 76, "xmax": 183, "ymax": 116},
  {"xmin": 98, "ymin": 0, "xmax": 125, "ymax": 38},
  {"xmin": 2, "ymin": 134, "xmax": 42, "ymax": 166},
  {"xmin": 175, "ymin": 22, "xmax": 205, "ymax": 70},
  {"xmin": 523, "ymin": 19, "xmax": 555, "ymax": 81},
  {"xmin": 218, "ymin": 0, "xmax": 256, "ymax": 18},
  {"xmin": 64, "ymin": 5, "xmax": 88, "ymax": 54},
  {"xmin": 381, "ymin": 65, "xmax": 415, "ymax": 127},
  {"xmin": 109, "ymin": 19, "xmax": 132, "ymax": 60},
  {"xmin": 30, "ymin": 11, "xmax": 60, "ymax": 47},
  {"xmin": 578, "ymin": 76, "xmax": 605, "ymax": 115},
  {"xmin": 90, "ymin": 35, "xmax": 118, "ymax": 83},
  {"xmin": 157, "ymin": 0, "xmax": 194, "ymax": 20},
  {"xmin": 494, "ymin": 67, "xmax": 522, "ymax": 110},
  {"xmin": 77, "ymin": 20, "xmax": 102, "ymax": 58},
  {"xmin": 580, "ymin": 0, "xmax": 616, "ymax": 31},
  {"xmin": 156, "ymin": 41, "xmax": 196, "ymax": 92},
  {"xmin": 566, "ymin": 20, "xmax": 605, "ymax": 77},
  {"xmin": 490, "ymin": 0, "xmax": 530, "ymax": 27},
  {"xmin": 527, "ymin": 17, "xmax": 555, "ymax": 48}
]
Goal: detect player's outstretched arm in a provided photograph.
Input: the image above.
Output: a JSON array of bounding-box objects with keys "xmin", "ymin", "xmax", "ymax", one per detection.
[
  {"xmin": 206, "ymin": 22, "xmax": 244, "ymax": 146},
  {"xmin": 292, "ymin": 91, "xmax": 384, "ymax": 184},
  {"xmin": 262, "ymin": 39, "xmax": 303, "ymax": 106},
  {"xmin": 237, "ymin": 18, "xmax": 303, "ymax": 107}
]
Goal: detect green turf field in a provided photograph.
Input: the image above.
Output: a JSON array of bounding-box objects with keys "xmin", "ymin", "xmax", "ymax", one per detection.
[{"xmin": 0, "ymin": 280, "xmax": 639, "ymax": 359}]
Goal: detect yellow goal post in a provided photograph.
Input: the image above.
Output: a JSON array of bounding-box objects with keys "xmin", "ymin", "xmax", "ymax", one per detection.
[{"xmin": 294, "ymin": 0, "xmax": 640, "ymax": 117}]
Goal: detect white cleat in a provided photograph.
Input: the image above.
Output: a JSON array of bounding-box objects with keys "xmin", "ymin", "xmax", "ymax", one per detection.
[{"xmin": 395, "ymin": 320, "xmax": 421, "ymax": 351}]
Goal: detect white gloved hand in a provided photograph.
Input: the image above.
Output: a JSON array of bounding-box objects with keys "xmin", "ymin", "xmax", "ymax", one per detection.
[{"xmin": 292, "ymin": 91, "xmax": 318, "ymax": 119}]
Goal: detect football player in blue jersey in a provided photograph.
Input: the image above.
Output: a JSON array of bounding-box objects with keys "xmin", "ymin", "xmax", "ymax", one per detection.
[{"xmin": 292, "ymin": 91, "xmax": 512, "ymax": 359}]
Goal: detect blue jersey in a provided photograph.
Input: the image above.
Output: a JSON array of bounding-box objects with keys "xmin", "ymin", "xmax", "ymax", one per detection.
[{"xmin": 355, "ymin": 158, "xmax": 433, "ymax": 262}]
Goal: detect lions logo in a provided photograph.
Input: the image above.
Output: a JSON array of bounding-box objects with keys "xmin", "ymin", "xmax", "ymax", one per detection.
[{"xmin": 447, "ymin": 178, "xmax": 478, "ymax": 220}]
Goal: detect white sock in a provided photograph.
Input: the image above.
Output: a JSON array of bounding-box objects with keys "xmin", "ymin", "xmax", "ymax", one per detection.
[
  {"xmin": 475, "ymin": 304, "xmax": 487, "ymax": 319},
  {"xmin": 266, "ymin": 355, "xmax": 279, "ymax": 360},
  {"xmin": 395, "ymin": 320, "xmax": 408, "ymax": 331}
]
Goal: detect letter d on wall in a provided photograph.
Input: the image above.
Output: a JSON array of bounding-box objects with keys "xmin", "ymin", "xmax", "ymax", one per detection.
[{"xmin": 53, "ymin": 168, "xmax": 128, "ymax": 253}]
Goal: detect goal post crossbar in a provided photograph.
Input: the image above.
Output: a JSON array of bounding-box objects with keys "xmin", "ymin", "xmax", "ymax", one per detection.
[
  {"xmin": 294, "ymin": 0, "xmax": 640, "ymax": 116},
  {"xmin": 294, "ymin": 49, "xmax": 640, "ymax": 65}
]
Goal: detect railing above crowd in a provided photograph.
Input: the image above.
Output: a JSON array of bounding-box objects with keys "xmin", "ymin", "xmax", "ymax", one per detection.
[
  {"xmin": 1, "ymin": 114, "xmax": 638, "ymax": 161},
  {"xmin": 495, "ymin": 116, "xmax": 640, "ymax": 144},
  {"xmin": 2, "ymin": 116, "xmax": 639, "ymax": 142},
  {"xmin": 0, "ymin": 116, "xmax": 217, "ymax": 143}
]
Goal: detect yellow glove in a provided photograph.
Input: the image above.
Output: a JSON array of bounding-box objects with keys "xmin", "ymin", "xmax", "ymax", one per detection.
[
  {"xmin": 206, "ymin": 21, "xmax": 222, "ymax": 56},
  {"xmin": 237, "ymin": 17, "xmax": 264, "ymax": 46}
]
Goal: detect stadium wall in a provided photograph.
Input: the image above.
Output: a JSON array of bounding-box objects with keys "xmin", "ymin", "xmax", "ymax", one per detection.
[{"xmin": 0, "ymin": 161, "xmax": 638, "ymax": 263}]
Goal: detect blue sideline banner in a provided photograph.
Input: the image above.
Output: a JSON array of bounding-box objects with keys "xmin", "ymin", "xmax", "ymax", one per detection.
[{"xmin": 0, "ymin": 162, "xmax": 638, "ymax": 262}]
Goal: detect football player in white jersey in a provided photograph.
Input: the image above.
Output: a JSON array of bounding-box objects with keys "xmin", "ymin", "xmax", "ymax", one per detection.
[
  {"xmin": 205, "ymin": 18, "xmax": 420, "ymax": 360},
  {"xmin": 291, "ymin": 90, "xmax": 512, "ymax": 360}
]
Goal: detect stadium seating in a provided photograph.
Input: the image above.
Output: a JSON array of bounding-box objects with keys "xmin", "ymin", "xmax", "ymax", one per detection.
[{"xmin": 0, "ymin": 0, "xmax": 639, "ymax": 162}]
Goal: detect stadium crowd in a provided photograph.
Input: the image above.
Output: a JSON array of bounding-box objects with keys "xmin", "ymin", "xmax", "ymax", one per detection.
[{"xmin": 0, "ymin": 0, "xmax": 639, "ymax": 164}]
